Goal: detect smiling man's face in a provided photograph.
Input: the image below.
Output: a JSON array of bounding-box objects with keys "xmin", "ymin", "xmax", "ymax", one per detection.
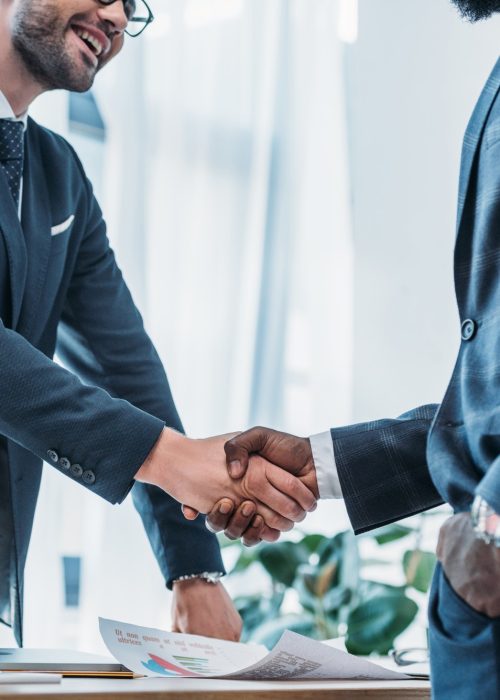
[
  {"xmin": 451, "ymin": 0, "xmax": 500, "ymax": 20},
  {"xmin": 8, "ymin": 0, "xmax": 128, "ymax": 92}
]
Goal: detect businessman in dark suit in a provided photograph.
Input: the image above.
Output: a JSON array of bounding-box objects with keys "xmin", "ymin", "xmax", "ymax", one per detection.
[
  {"xmin": 0, "ymin": 0, "xmax": 317, "ymax": 646},
  {"xmin": 195, "ymin": 1, "xmax": 500, "ymax": 695}
]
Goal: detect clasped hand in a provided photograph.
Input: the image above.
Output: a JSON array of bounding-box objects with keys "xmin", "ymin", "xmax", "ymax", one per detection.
[
  {"xmin": 136, "ymin": 427, "xmax": 318, "ymax": 537},
  {"xmin": 181, "ymin": 427, "xmax": 319, "ymax": 544}
]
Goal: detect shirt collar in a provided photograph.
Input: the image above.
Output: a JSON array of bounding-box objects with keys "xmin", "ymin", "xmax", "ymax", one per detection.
[{"xmin": 0, "ymin": 89, "xmax": 28, "ymax": 130}]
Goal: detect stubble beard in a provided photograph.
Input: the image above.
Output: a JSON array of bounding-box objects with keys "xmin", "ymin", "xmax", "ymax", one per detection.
[
  {"xmin": 11, "ymin": 0, "xmax": 97, "ymax": 93},
  {"xmin": 451, "ymin": 0, "xmax": 500, "ymax": 21}
]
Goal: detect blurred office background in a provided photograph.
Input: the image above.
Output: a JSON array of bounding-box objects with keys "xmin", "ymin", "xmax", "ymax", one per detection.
[{"xmin": 6, "ymin": 0, "xmax": 499, "ymax": 652}]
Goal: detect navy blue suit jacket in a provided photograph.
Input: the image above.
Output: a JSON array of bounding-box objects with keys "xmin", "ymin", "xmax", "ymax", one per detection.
[
  {"xmin": 333, "ymin": 59, "xmax": 500, "ymax": 532},
  {"xmin": 0, "ymin": 118, "xmax": 224, "ymax": 645}
]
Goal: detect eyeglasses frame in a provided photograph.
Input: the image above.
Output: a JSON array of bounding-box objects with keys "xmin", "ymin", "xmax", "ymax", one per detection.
[{"xmin": 98, "ymin": 0, "xmax": 154, "ymax": 37}]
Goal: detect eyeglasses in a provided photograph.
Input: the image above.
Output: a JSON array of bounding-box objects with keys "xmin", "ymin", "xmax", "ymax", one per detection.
[
  {"xmin": 98, "ymin": 0, "xmax": 154, "ymax": 37},
  {"xmin": 390, "ymin": 648, "xmax": 429, "ymax": 666}
]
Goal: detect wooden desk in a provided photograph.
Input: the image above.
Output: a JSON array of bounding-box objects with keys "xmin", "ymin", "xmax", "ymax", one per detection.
[{"xmin": 0, "ymin": 677, "xmax": 430, "ymax": 700}]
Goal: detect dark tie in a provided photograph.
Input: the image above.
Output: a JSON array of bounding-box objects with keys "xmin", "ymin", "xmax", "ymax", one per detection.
[{"xmin": 0, "ymin": 119, "xmax": 25, "ymax": 210}]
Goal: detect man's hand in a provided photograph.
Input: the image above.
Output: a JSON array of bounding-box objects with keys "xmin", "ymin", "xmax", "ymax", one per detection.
[
  {"xmin": 437, "ymin": 512, "xmax": 500, "ymax": 617},
  {"xmin": 136, "ymin": 428, "xmax": 316, "ymax": 531},
  {"xmin": 201, "ymin": 427, "xmax": 319, "ymax": 543},
  {"xmin": 224, "ymin": 427, "xmax": 319, "ymax": 496},
  {"xmin": 199, "ymin": 498, "xmax": 280, "ymax": 545},
  {"xmin": 171, "ymin": 579, "xmax": 242, "ymax": 641}
]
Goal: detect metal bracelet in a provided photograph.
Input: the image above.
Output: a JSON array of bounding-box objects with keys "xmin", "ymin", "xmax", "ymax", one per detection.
[
  {"xmin": 471, "ymin": 495, "xmax": 500, "ymax": 547},
  {"xmin": 172, "ymin": 572, "xmax": 224, "ymax": 584}
]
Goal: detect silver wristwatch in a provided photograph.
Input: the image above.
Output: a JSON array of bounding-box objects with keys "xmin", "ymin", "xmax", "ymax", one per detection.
[
  {"xmin": 172, "ymin": 571, "xmax": 224, "ymax": 584},
  {"xmin": 471, "ymin": 495, "xmax": 500, "ymax": 547}
]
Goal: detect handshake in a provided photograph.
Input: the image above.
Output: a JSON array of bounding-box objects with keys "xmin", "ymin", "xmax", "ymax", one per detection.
[{"xmin": 136, "ymin": 426, "xmax": 319, "ymax": 546}]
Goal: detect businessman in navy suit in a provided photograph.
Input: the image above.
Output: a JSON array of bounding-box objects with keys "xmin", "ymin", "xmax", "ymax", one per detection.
[
  {"xmin": 198, "ymin": 1, "xmax": 500, "ymax": 696},
  {"xmin": 0, "ymin": 0, "xmax": 318, "ymax": 647}
]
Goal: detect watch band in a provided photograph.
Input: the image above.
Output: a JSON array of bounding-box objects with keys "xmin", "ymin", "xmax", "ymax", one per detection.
[
  {"xmin": 471, "ymin": 495, "xmax": 500, "ymax": 547},
  {"xmin": 172, "ymin": 571, "xmax": 224, "ymax": 584}
]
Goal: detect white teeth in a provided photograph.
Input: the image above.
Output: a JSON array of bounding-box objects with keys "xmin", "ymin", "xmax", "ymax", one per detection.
[{"xmin": 75, "ymin": 28, "xmax": 103, "ymax": 57}]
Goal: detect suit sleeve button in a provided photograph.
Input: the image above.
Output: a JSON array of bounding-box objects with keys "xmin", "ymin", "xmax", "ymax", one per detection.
[
  {"xmin": 82, "ymin": 470, "xmax": 96, "ymax": 485},
  {"xmin": 59, "ymin": 457, "xmax": 71, "ymax": 470},
  {"xmin": 70, "ymin": 464, "xmax": 83, "ymax": 478},
  {"xmin": 461, "ymin": 319, "xmax": 477, "ymax": 341},
  {"xmin": 47, "ymin": 450, "xmax": 59, "ymax": 463}
]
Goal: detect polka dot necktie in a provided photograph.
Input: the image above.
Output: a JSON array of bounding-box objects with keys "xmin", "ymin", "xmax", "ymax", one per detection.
[{"xmin": 0, "ymin": 119, "xmax": 25, "ymax": 211}]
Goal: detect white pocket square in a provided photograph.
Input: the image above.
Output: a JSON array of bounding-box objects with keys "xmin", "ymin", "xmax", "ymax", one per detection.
[{"xmin": 51, "ymin": 215, "xmax": 75, "ymax": 236}]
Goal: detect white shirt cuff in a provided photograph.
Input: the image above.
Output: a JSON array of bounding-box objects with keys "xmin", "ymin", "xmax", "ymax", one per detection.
[{"xmin": 309, "ymin": 431, "xmax": 343, "ymax": 499}]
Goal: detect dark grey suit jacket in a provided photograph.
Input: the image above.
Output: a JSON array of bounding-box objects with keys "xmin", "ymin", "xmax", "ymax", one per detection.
[
  {"xmin": 0, "ymin": 119, "xmax": 224, "ymax": 645},
  {"xmin": 333, "ymin": 59, "xmax": 500, "ymax": 532}
]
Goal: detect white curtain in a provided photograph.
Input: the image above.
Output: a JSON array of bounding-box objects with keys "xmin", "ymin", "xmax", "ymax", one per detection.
[
  {"xmin": 23, "ymin": 0, "xmax": 353, "ymax": 651},
  {"xmin": 121, "ymin": 0, "xmax": 353, "ymax": 437}
]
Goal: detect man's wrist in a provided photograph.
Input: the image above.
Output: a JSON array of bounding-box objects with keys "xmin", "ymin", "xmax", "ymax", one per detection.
[{"xmin": 135, "ymin": 427, "xmax": 184, "ymax": 488}]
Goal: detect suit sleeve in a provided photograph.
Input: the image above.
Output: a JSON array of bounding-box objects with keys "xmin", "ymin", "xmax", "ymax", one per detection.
[
  {"xmin": 0, "ymin": 314, "xmax": 163, "ymax": 505},
  {"xmin": 332, "ymin": 404, "xmax": 444, "ymax": 533},
  {"xmin": 56, "ymin": 156, "xmax": 224, "ymax": 585}
]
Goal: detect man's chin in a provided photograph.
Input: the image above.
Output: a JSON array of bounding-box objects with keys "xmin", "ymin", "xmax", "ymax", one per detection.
[
  {"xmin": 68, "ymin": 74, "xmax": 96, "ymax": 93},
  {"xmin": 41, "ymin": 69, "xmax": 96, "ymax": 93},
  {"xmin": 55, "ymin": 56, "xmax": 97, "ymax": 92}
]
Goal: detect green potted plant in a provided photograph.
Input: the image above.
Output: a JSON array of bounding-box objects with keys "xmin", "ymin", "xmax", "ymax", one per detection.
[{"xmin": 222, "ymin": 521, "xmax": 436, "ymax": 655}]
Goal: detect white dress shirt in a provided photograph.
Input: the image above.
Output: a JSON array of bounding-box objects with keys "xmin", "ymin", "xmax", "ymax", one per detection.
[
  {"xmin": 0, "ymin": 90, "xmax": 28, "ymax": 217},
  {"xmin": 309, "ymin": 431, "xmax": 343, "ymax": 499}
]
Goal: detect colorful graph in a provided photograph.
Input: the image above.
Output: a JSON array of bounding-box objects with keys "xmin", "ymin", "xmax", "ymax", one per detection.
[
  {"xmin": 173, "ymin": 654, "xmax": 223, "ymax": 675},
  {"xmin": 141, "ymin": 653, "xmax": 198, "ymax": 677}
]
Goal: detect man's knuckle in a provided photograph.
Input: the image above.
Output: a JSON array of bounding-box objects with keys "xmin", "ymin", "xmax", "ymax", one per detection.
[{"xmin": 267, "ymin": 513, "xmax": 281, "ymax": 529}]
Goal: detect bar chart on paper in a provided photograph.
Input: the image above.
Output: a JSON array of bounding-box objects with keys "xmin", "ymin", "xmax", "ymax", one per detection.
[{"xmin": 141, "ymin": 652, "xmax": 225, "ymax": 677}]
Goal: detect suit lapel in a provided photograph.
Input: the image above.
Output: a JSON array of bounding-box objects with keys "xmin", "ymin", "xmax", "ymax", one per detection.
[
  {"xmin": 456, "ymin": 58, "xmax": 500, "ymax": 235},
  {"xmin": 16, "ymin": 120, "xmax": 52, "ymax": 337},
  {"xmin": 0, "ymin": 167, "xmax": 27, "ymax": 329}
]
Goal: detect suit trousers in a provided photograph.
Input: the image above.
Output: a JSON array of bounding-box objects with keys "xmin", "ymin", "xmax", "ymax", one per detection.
[{"xmin": 428, "ymin": 563, "xmax": 500, "ymax": 699}]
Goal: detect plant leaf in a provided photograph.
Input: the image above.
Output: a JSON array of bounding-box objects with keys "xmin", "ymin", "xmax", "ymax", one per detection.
[
  {"xmin": 346, "ymin": 594, "xmax": 418, "ymax": 655},
  {"xmin": 403, "ymin": 549, "xmax": 436, "ymax": 593},
  {"xmin": 251, "ymin": 614, "xmax": 317, "ymax": 648},
  {"xmin": 258, "ymin": 542, "xmax": 309, "ymax": 587},
  {"xmin": 322, "ymin": 586, "xmax": 351, "ymax": 614},
  {"xmin": 230, "ymin": 547, "xmax": 260, "ymax": 574},
  {"xmin": 316, "ymin": 562, "xmax": 338, "ymax": 597},
  {"xmin": 335, "ymin": 531, "xmax": 360, "ymax": 592},
  {"xmin": 235, "ymin": 592, "xmax": 284, "ymax": 641},
  {"xmin": 300, "ymin": 534, "xmax": 328, "ymax": 553},
  {"xmin": 370, "ymin": 524, "xmax": 414, "ymax": 545}
]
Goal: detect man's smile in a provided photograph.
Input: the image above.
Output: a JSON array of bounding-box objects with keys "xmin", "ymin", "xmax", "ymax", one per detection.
[{"xmin": 69, "ymin": 22, "xmax": 112, "ymax": 65}]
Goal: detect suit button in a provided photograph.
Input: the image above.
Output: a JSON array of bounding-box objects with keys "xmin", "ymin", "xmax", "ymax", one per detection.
[
  {"xmin": 461, "ymin": 319, "xmax": 477, "ymax": 341},
  {"xmin": 70, "ymin": 464, "xmax": 83, "ymax": 478},
  {"xmin": 47, "ymin": 450, "xmax": 59, "ymax": 463},
  {"xmin": 82, "ymin": 470, "xmax": 96, "ymax": 485},
  {"xmin": 59, "ymin": 457, "xmax": 71, "ymax": 470}
]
